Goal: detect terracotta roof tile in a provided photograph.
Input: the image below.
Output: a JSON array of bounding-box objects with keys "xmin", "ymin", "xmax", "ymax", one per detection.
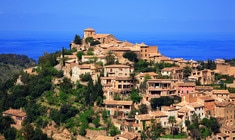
[
  {"xmin": 104, "ymin": 100, "xmax": 133, "ymax": 106},
  {"xmin": 177, "ymin": 82, "xmax": 196, "ymax": 87},
  {"xmin": 151, "ymin": 111, "xmax": 168, "ymax": 117},
  {"xmin": 115, "ymin": 132, "xmax": 138, "ymax": 140},
  {"xmin": 198, "ymin": 96, "xmax": 215, "ymax": 101},
  {"xmin": 135, "ymin": 114, "xmax": 153, "ymax": 121},
  {"xmin": 188, "ymin": 102, "xmax": 204, "ymax": 108},
  {"xmin": 213, "ymin": 90, "xmax": 229, "ymax": 94},
  {"xmin": 139, "ymin": 72, "xmax": 158, "ymax": 77},
  {"xmin": 105, "ymin": 64, "xmax": 130, "ymax": 68},
  {"xmin": 195, "ymin": 86, "xmax": 213, "ymax": 90},
  {"xmin": 215, "ymin": 101, "xmax": 231, "ymax": 107},
  {"xmin": 84, "ymin": 28, "xmax": 95, "ymax": 31},
  {"xmin": 109, "ymin": 47, "xmax": 131, "ymax": 51},
  {"xmin": 3, "ymin": 109, "xmax": 26, "ymax": 117},
  {"xmin": 178, "ymin": 106, "xmax": 194, "ymax": 113},
  {"xmin": 93, "ymin": 34, "xmax": 110, "ymax": 39},
  {"xmin": 95, "ymin": 135, "xmax": 114, "ymax": 140}
]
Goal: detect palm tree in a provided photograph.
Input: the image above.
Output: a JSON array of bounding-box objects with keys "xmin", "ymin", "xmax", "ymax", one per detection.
[{"xmin": 168, "ymin": 116, "xmax": 176, "ymax": 138}]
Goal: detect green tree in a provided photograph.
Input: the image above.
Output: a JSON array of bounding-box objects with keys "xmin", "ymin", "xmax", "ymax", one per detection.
[
  {"xmin": 138, "ymin": 103, "xmax": 148, "ymax": 114},
  {"xmin": 139, "ymin": 74, "xmax": 151, "ymax": 92},
  {"xmin": 95, "ymin": 76, "xmax": 104, "ymax": 98},
  {"xmin": 85, "ymin": 37, "xmax": 100, "ymax": 46},
  {"xmin": 123, "ymin": 51, "xmax": 138, "ymax": 62},
  {"xmin": 79, "ymin": 124, "xmax": 86, "ymax": 136},
  {"xmin": 4, "ymin": 127, "xmax": 17, "ymax": 140},
  {"xmin": 168, "ymin": 116, "xmax": 176, "ymax": 138},
  {"xmin": 105, "ymin": 51, "xmax": 115, "ymax": 65},
  {"xmin": 141, "ymin": 119, "xmax": 165, "ymax": 140},
  {"xmin": 130, "ymin": 88, "xmax": 142, "ymax": 103},
  {"xmin": 102, "ymin": 109, "xmax": 108, "ymax": 122},
  {"xmin": 38, "ymin": 52, "xmax": 60, "ymax": 67},
  {"xmin": 92, "ymin": 116, "xmax": 100, "ymax": 128},
  {"xmin": 77, "ymin": 51, "xmax": 85, "ymax": 62},
  {"xmin": 90, "ymin": 40, "xmax": 100, "ymax": 46},
  {"xmin": 73, "ymin": 34, "xmax": 82, "ymax": 45},
  {"xmin": 109, "ymin": 125, "xmax": 121, "ymax": 136},
  {"xmin": 150, "ymin": 96, "xmax": 174, "ymax": 110},
  {"xmin": 183, "ymin": 66, "xmax": 192, "ymax": 78},
  {"xmin": 85, "ymin": 37, "xmax": 94, "ymax": 44},
  {"xmin": 0, "ymin": 116, "xmax": 15, "ymax": 134},
  {"xmin": 23, "ymin": 123, "xmax": 35, "ymax": 140}
]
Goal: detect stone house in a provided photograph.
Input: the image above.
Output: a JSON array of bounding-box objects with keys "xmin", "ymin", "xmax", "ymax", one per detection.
[
  {"xmin": 101, "ymin": 76, "xmax": 134, "ymax": 99},
  {"xmin": 104, "ymin": 100, "xmax": 133, "ymax": 118},
  {"xmin": 189, "ymin": 69, "xmax": 215, "ymax": 85},
  {"xmin": 71, "ymin": 64, "xmax": 101, "ymax": 82},
  {"xmin": 218, "ymin": 125, "xmax": 235, "ymax": 140},
  {"xmin": 2, "ymin": 108, "xmax": 27, "ymax": 130},
  {"xmin": 145, "ymin": 79, "xmax": 177, "ymax": 100},
  {"xmin": 140, "ymin": 43, "xmax": 159, "ymax": 61},
  {"xmin": 83, "ymin": 28, "xmax": 118, "ymax": 44},
  {"xmin": 177, "ymin": 82, "xmax": 196, "ymax": 96},
  {"xmin": 216, "ymin": 62, "xmax": 235, "ymax": 76},
  {"xmin": 104, "ymin": 64, "xmax": 133, "ymax": 77},
  {"xmin": 212, "ymin": 90, "xmax": 230, "ymax": 99},
  {"xmin": 126, "ymin": 111, "xmax": 168, "ymax": 132},
  {"xmin": 161, "ymin": 106, "xmax": 179, "ymax": 119},
  {"xmin": 215, "ymin": 101, "xmax": 235, "ymax": 124},
  {"xmin": 197, "ymin": 96, "xmax": 215, "ymax": 117},
  {"xmin": 195, "ymin": 86, "xmax": 213, "ymax": 94},
  {"xmin": 81, "ymin": 55, "xmax": 106, "ymax": 64},
  {"xmin": 178, "ymin": 102, "xmax": 204, "ymax": 128},
  {"xmin": 136, "ymin": 72, "xmax": 158, "ymax": 85},
  {"xmin": 114, "ymin": 132, "xmax": 138, "ymax": 140},
  {"xmin": 161, "ymin": 67, "xmax": 184, "ymax": 79}
]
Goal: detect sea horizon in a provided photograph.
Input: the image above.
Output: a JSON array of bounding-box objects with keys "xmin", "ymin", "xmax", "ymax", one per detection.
[{"xmin": 0, "ymin": 31, "xmax": 235, "ymax": 62}]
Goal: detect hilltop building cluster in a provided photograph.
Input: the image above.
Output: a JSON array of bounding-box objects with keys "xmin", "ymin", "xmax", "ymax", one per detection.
[{"xmin": 9, "ymin": 28, "xmax": 235, "ymax": 140}]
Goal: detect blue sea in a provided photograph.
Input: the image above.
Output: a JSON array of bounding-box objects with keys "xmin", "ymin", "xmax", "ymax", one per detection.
[{"xmin": 0, "ymin": 32, "xmax": 235, "ymax": 62}]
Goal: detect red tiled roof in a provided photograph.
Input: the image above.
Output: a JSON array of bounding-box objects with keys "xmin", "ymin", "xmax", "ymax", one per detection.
[
  {"xmin": 215, "ymin": 101, "xmax": 231, "ymax": 107},
  {"xmin": 3, "ymin": 109, "xmax": 26, "ymax": 117},
  {"xmin": 105, "ymin": 64, "xmax": 130, "ymax": 68},
  {"xmin": 177, "ymin": 82, "xmax": 196, "ymax": 87},
  {"xmin": 198, "ymin": 96, "xmax": 215, "ymax": 101},
  {"xmin": 115, "ymin": 132, "xmax": 138, "ymax": 140},
  {"xmin": 213, "ymin": 90, "xmax": 229, "ymax": 94},
  {"xmin": 135, "ymin": 114, "xmax": 152, "ymax": 121},
  {"xmin": 95, "ymin": 135, "xmax": 114, "ymax": 140},
  {"xmin": 84, "ymin": 28, "xmax": 95, "ymax": 31},
  {"xmin": 104, "ymin": 100, "xmax": 133, "ymax": 106}
]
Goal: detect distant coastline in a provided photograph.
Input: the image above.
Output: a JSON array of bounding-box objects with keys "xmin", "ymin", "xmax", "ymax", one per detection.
[{"xmin": 0, "ymin": 32, "xmax": 235, "ymax": 62}]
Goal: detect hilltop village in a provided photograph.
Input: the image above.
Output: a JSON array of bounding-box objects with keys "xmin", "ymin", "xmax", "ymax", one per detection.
[{"xmin": 2, "ymin": 28, "xmax": 235, "ymax": 140}]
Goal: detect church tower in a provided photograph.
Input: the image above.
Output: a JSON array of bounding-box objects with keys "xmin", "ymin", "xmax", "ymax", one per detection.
[{"xmin": 83, "ymin": 28, "xmax": 95, "ymax": 39}]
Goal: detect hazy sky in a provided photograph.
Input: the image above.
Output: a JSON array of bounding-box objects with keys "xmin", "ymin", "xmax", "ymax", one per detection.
[{"xmin": 0, "ymin": 0, "xmax": 235, "ymax": 36}]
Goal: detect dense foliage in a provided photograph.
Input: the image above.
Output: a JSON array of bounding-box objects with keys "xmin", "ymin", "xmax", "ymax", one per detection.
[
  {"xmin": 73, "ymin": 34, "xmax": 82, "ymax": 45},
  {"xmin": 197, "ymin": 60, "xmax": 216, "ymax": 70},
  {"xmin": 150, "ymin": 96, "xmax": 181, "ymax": 110},
  {"xmin": 85, "ymin": 37, "xmax": 100, "ymax": 46},
  {"xmin": 123, "ymin": 51, "xmax": 138, "ymax": 62},
  {"xmin": 186, "ymin": 114, "xmax": 220, "ymax": 139},
  {"xmin": 0, "ymin": 54, "xmax": 36, "ymax": 83}
]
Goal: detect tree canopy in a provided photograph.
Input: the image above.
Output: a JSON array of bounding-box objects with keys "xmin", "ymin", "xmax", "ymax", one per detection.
[
  {"xmin": 73, "ymin": 34, "xmax": 82, "ymax": 45},
  {"xmin": 123, "ymin": 51, "xmax": 138, "ymax": 62}
]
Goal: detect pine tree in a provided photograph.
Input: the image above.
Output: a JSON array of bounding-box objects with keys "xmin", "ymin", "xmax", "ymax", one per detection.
[
  {"xmin": 95, "ymin": 77, "xmax": 104, "ymax": 98},
  {"xmin": 74, "ymin": 34, "xmax": 82, "ymax": 45}
]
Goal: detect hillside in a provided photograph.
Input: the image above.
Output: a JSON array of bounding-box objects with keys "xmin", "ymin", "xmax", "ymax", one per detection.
[{"xmin": 0, "ymin": 54, "xmax": 36, "ymax": 83}]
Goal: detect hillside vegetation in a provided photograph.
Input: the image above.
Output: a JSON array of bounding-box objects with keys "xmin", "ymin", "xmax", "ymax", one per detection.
[{"xmin": 0, "ymin": 54, "xmax": 36, "ymax": 83}]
